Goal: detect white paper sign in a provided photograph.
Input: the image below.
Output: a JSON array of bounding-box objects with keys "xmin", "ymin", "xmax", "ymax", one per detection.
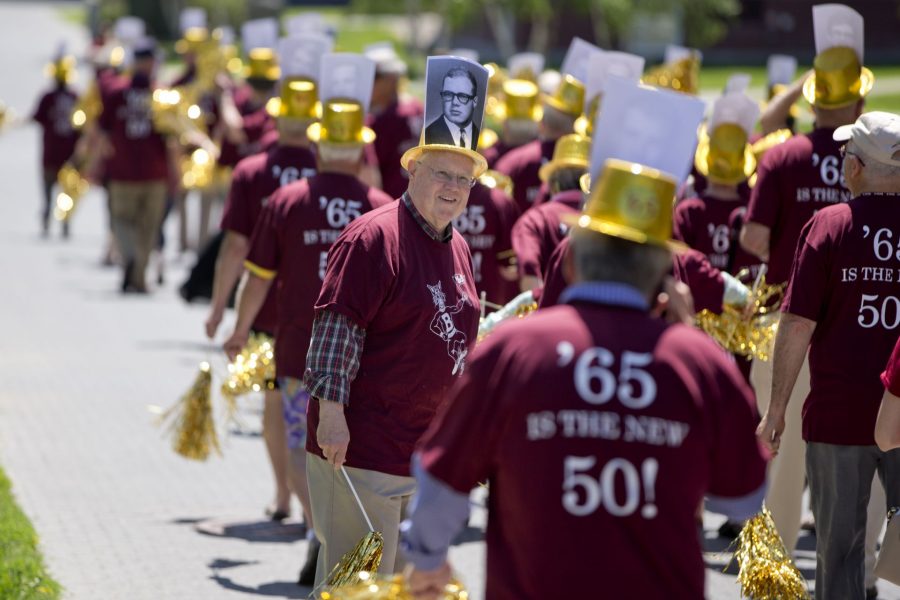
[
  {"xmin": 242, "ymin": 18, "xmax": 279, "ymax": 52},
  {"xmin": 179, "ymin": 8, "xmax": 206, "ymax": 33},
  {"xmin": 285, "ymin": 13, "xmax": 327, "ymax": 36},
  {"xmin": 319, "ymin": 53, "xmax": 376, "ymax": 112},
  {"xmin": 767, "ymin": 54, "xmax": 798, "ymax": 86},
  {"xmin": 114, "ymin": 17, "xmax": 145, "ymax": 45},
  {"xmin": 585, "ymin": 51, "xmax": 645, "ymax": 100},
  {"xmin": 508, "ymin": 52, "xmax": 544, "ymax": 80},
  {"xmin": 277, "ymin": 34, "xmax": 333, "ymax": 81},
  {"xmin": 709, "ymin": 92, "xmax": 760, "ymax": 136},
  {"xmin": 561, "ymin": 37, "xmax": 603, "ymax": 84},
  {"xmin": 664, "ymin": 44, "xmax": 702, "ymax": 65},
  {"xmin": 217, "ymin": 26, "xmax": 235, "ymax": 46},
  {"xmin": 590, "ymin": 75, "xmax": 706, "ymax": 184},
  {"xmin": 813, "ymin": 3, "xmax": 864, "ymax": 62},
  {"xmin": 724, "ymin": 73, "xmax": 752, "ymax": 94}
]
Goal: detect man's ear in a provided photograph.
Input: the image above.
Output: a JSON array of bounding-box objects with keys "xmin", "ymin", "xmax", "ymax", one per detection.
[{"xmin": 407, "ymin": 160, "xmax": 418, "ymax": 177}]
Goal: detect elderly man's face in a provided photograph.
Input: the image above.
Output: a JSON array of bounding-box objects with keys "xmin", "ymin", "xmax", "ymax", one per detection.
[
  {"xmin": 408, "ymin": 150, "xmax": 477, "ymax": 231},
  {"xmin": 441, "ymin": 75, "xmax": 476, "ymax": 127}
]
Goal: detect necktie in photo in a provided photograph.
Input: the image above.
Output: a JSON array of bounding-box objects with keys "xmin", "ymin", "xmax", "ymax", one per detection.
[{"xmin": 459, "ymin": 131, "xmax": 466, "ymax": 148}]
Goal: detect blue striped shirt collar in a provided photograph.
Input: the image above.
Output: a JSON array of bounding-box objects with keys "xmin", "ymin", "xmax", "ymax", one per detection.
[{"xmin": 560, "ymin": 282, "xmax": 650, "ymax": 311}]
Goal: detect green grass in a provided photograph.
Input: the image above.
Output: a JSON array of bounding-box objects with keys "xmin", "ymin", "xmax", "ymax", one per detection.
[
  {"xmin": 864, "ymin": 92, "xmax": 900, "ymax": 113},
  {"xmin": 0, "ymin": 467, "xmax": 61, "ymax": 600},
  {"xmin": 698, "ymin": 65, "xmax": 900, "ymax": 92},
  {"xmin": 57, "ymin": 5, "xmax": 85, "ymax": 26}
]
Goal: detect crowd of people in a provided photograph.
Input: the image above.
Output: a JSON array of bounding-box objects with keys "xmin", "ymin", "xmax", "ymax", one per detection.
[{"xmin": 29, "ymin": 2, "xmax": 900, "ymax": 598}]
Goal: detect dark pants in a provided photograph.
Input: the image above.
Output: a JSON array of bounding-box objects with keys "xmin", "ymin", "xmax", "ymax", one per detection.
[
  {"xmin": 807, "ymin": 442, "xmax": 900, "ymax": 599},
  {"xmin": 41, "ymin": 168, "xmax": 58, "ymax": 227}
]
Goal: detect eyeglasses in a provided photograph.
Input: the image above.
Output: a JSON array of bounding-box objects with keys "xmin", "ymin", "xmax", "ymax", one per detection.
[
  {"xmin": 419, "ymin": 162, "xmax": 476, "ymax": 188},
  {"xmin": 440, "ymin": 91, "xmax": 475, "ymax": 105},
  {"xmin": 840, "ymin": 143, "xmax": 866, "ymax": 167}
]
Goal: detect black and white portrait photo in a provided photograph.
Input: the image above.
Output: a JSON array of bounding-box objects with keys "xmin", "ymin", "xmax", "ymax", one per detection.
[{"xmin": 422, "ymin": 56, "xmax": 488, "ymax": 151}]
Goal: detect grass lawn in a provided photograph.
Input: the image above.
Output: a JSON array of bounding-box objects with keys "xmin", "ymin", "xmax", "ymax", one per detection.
[{"xmin": 0, "ymin": 467, "xmax": 61, "ymax": 600}]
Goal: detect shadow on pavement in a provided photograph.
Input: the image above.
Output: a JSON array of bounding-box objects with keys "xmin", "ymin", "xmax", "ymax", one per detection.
[
  {"xmin": 193, "ymin": 516, "xmax": 307, "ymax": 544},
  {"xmin": 208, "ymin": 558, "xmax": 260, "ymax": 570},
  {"xmin": 210, "ymin": 574, "xmax": 309, "ymax": 598}
]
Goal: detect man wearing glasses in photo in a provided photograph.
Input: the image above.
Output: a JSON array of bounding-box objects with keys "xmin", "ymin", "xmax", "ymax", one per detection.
[{"xmin": 424, "ymin": 67, "xmax": 481, "ymax": 149}]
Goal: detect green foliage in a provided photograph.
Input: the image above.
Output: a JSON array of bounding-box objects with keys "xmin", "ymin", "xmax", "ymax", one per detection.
[
  {"xmin": 681, "ymin": 0, "xmax": 741, "ymax": 48},
  {"xmin": 0, "ymin": 468, "xmax": 61, "ymax": 600}
]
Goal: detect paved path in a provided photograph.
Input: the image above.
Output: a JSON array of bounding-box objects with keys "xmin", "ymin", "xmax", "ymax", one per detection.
[{"xmin": 1, "ymin": 3, "xmax": 898, "ymax": 599}]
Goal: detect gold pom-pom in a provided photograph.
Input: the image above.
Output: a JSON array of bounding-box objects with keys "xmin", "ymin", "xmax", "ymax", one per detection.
[
  {"xmin": 220, "ymin": 332, "xmax": 276, "ymax": 399},
  {"xmin": 54, "ymin": 163, "xmax": 90, "ymax": 223},
  {"xmin": 695, "ymin": 272, "xmax": 785, "ymax": 361},
  {"xmin": 730, "ymin": 507, "xmax": 810, "ymax": 599},
  {"xmin": 320, "ymin": 571, "xmax": 468, "ymax": 600},
  {"xmin": 323, "ymin": 531, "xmax": 385, "ymax": 589},
  {"xmin": 158, "ymin": 362, "xmax": 219, "ymax": 461}
]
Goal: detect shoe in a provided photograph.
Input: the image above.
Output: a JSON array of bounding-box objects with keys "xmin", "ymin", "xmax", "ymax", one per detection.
[
  {"xmin": 717, "ymin": 520, "xmax": 743, "ymax": 540},
  {"xmin": 265, "ymin": 506, "xmax": 289, "ymax": 522},
  {"xmin": 62, "ymin": 222, "xmax": 70, "ymax": 239},
  {"xmin": 121, "ymin": 261, "xmax": 133, "ymax": 293},
  {"xmin": 867, "ymin": 586, "xmax": 879, "ymax": 599},
  {"xmin": 297, "ymin": 537, "xmax": 320, "ymax": 586}
]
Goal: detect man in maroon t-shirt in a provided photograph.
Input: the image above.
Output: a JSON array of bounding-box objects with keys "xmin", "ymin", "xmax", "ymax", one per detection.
[
  {"xmin": 512, "ymin": 133, "xmax": 588, "ymax": 292},
  {"xmin": 757, "ymin": 112, "xmax": 900, "ymax": 600},
  {"xmin": 98, "ymin": 38, "xmax": 170, "ymax": 293},
  {"xmin": 877, "ymin": 335, "xmax": 900, "ymax": 451},
  {"xmin": 32, "ymin": 54, "xmax": 80, "ymax": 237},
  {"xmin": 403, "ymin": 163, "xmax": 766, "ymax": 600},
  {"xmin": 210, "ymin": 79, "xmax": 317, "ymax": 526}
]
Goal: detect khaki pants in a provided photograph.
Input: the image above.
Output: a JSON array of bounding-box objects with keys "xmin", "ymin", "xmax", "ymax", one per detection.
[
  {"xmin": 108, "ymin": 181, "xmax": 167, "ymax": 290},
  {"xmin": 307, "ymin": 454, "xmax": 417, "ymax": 588},
  {"xmin": 751, "ymin": 348, "xmax": 810, "ymax": 552}
]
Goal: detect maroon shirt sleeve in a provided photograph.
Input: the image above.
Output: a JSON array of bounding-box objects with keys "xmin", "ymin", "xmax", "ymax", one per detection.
[
  {"xmin": 220, "ymin": 161, "xmax": 253, "ymax": 237},
  {"xmin": 746, "ymin": 148, "xmax": 781, "ymax": 228},
  {"xmin": 782, "ymin": 215, "xmax": 831, "ymax": 323},
  {"xmin": 539, "ymin": 237, "xmax": 571, "ymax": 309},
  {"xmin": 32, "ymin": 92, "xmax": 50, "ymax": 126},
  {"xmin": 494, "ymin": 188, "xmax": 520, "ymax": 266},
  {"xmin": 245, "ymin": 188, "xmax": 284, "ymax": 273},
  {"xmin": 883, "ymin": 336, "xmax": 900, "ymax": 397},
  {"xmin": 511, "ymin": 208, "xmax": 545, "ymax": 278},
  {"xmin": 672, "ymin": 250, "xmax": 725, "ymax": 314},
  {"xmin": 673, "ymin": 200, "xmax": 696, "ymax": 246}
]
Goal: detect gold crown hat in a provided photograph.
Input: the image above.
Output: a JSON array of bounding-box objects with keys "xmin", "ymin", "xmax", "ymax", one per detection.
[
  {"xmin": 564, "ymin": 158, "xmax": 685, "ymax": 251},
  {"xmin": 244, "ymin": 47, "xmax": 281, "ymax": 82},
  {"xmin": 544, "ymin": 73, "xmax": 586, "ymax": 118},
  {"xmin": 272, "ymin": 78, "xmax": 321, "ymax": 120},
  {"xmin": 307, "ymin": 100, "xmax": 375, "ymax": 144},
  {"xmin": 492, "ymin": 79, "xmax": 542, "ymax": 122},
  {"xmin": 400, "ymin": 56, "xmax": 489, "ymax": 177},
  {"xmin": 803, "ymin": 4, "xmax": 874, "ymax": 109},
  {"xmin": 539, "ymin": 134, "xmax": 591, "ymax": 182},
  {"xmin": 694, "ymin": 92, "xmax": 760, "ymax": 185},
  {"xmin": 307, "ymin": 52, "xmax": 376, "ymax": 144}
]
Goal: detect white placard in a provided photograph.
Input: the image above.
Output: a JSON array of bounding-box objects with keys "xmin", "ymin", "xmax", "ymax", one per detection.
[
  {"xmin": 179, "ymin": 8, "xmax": 206, "ymax": 33},
  {"xmin": 590, "ymin": 75, "xmax": 706, "ymax": 184},
  {"xmin": 561, "ymin": 37, "xmax": 603, "ymax": 84},
  {"xmin": 277, "ymin": 33, "xmax": 334, "ymax": 81},
  {"xmin": 767, "ymin": 54, "xmax": 798, "ymax": 86},
  {"xmin": 217, "ymin": 26, "xmax": 235, "ymax": 46},
  {"xmin": 114, "ymin": 16, "xmax": 145, "ymax": 45},
  {"xmin": 664, "ymin": 44, "xmax": 701, "ymax": 65},
  {"xmin": 242, "ymin": 18, "xmax": 279, "ymax": 52},
  {"xmin": 585, "ymin": 51, "xmax": 645, "ymax": 100},
  {"xmin": 285, "ymin": 13, "xmax": 327, "ymax": 36},
  {"xmin": 709, "ymin": 92, "xmax": 760, "ymax": 137},
  {"xmin": 319, "ymin": 53, "xmax": 376, "ymax": 112},
  {"xmin": 813, "ymin": 3, "xmax": 864, "ymax": 62},
  {"xmin": 724, "ymin": 73, "xmax": 752, "ymax": 94},
  {"xmin": 507, "ymin": 52, "xmax": 544, "ymax": 79}
]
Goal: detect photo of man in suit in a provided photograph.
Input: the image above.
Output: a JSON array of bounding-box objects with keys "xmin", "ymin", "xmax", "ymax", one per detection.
[{"xmin": 424, "ymin": 66, "xmax": 480, "ymax": 149}]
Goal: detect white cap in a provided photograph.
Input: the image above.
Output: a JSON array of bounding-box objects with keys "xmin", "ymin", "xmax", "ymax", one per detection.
[
  {"xmin": 278, "ymin": 33, "xmax": 333, "ymax": 81},
  {"xmin": 834, "ymin": 111, "xmax": 900, "ymax": 167},
  {"xmin": 320, "ymin": 53, "xmax": 376, "ymax": 112},
  {"xmin": 813, "ymin": 3, "xmax": 864, "ymax": 62},
  {"xmin": 364, "ymin": 42, "xmax": 407, "ymax": 76},
  {"xmin": 767, "ymin": 54, "xmax": 798, "ymax": 86},
  {"xmin": 724, "ymin": 73, "xmax": 751, "ymax": 94},
  {"xmin": 561, "ymin": 37, "xmax": 603, "ymax": 84},
  {"xmin": 179, "ymin": 7, "xmax": 206, "ymax": 33},
  {"xmin": 585, "ymin": 51, "xmax": 645, "ymax": 101},
  {"xmin": 590, "ymin": 75, "xmax": 706, "ymax": 185},
  {"xmin": 508, "ymin": 52, "xmax": 544, "ymax": 80},
  {"xmin": 242, "ymin": 18, "xmax": 279, "ymax": 52},
  {"xmin": 709, "ymin": 92, "xmax": 760, "ymax": 137}
]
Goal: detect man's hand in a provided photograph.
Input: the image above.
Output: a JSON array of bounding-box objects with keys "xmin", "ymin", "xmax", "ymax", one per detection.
[
  {"xmin": 652, "ymin": 276, "xmax": 695, "ymax": 325},
  {"xmin": 317, "ymin": 399, "xmax": 350, "ymax": 468},
  {"xmin": 756, "ymin": 410, "xmax": 786, "ymax": 455},
  {"xmin": 405, "ymin": 561, "xmax": 452, "ymax": 600},
  {"xmin": 222, "ymin": 327, "xmax": 250, "ymax": 362},
  {"xmin": 205, "ymin": 306, "xmax": 224, "ymax": 340}
]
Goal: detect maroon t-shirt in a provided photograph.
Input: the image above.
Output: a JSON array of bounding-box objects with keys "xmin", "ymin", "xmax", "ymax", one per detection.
[
  {"xmin": 883, "ymin": 335, "xmax": 900, "ymax": 397},
  {"xmin": 538, "ymin": 235, "xmax": 571, "ymax": 309},
  {"xmin": 307, "ymin": 199, "xmax": 481, "ymax": 476},
  {"xmin": 220, "ymin": 145, "xmax": 317, "ymax": 334},
  {"xmin": 98, "ymin": 75, "xmax": 169, "ymax": 182},
  {"xmin": 494, "ymin": 138, "xmax": 555, "ymax": 214},
  {"xmin": 367, "ymin": 98, "xmax": 423, "ymax": 199},
  {"xmin": 674, "ymin": 194, "xmax": 759, "ymax": 277},
  {"xmin": 453, "ymin": 182, "xmax": 521, "ymax": 306},
  {"xmin": 481, "ymin": 139, "xmax": 516, "ymax": 169},
  {"xmin": 32, "ymin": 87, "xmax": 80, "ymax": 170},
  {"xmin": 420, "ymin": 300, "xmax": 767, "ymax": 600},
  {"xmin": 783, "ymin": 193, "xmax": 900, "ymax": 445},
  {"xmin": 246, "ymin": 173, "xmax": 393, "ymax": 379},
  {"xmin": 746, "ymin": 127, "xmax": 851, "ymax": 285},
  {"xmin": 512, "ymin": 189, "xmax": 582, "ymax": 279},
  {"xmin": 218, "ymin": 86, "xmax": 273, "ymax": 169}
]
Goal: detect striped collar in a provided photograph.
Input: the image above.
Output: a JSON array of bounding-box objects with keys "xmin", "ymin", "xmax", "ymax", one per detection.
[
  {"xmin": 560, "ymin": 282, "xmax": 650, "ymax": 311},
  {"xmin": 402, "ymin": 193, "xmax": 452, "ymax": 243}
]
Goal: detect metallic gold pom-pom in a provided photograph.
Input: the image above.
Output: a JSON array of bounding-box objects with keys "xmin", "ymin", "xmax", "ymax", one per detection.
[
  {"xmin": 158, "ymin": 362, "xmax": 219, "ymax": 461},
  {"xmin": 320, "ymin": 570, "xmax": 468, "ymax": 600},
  {"xmin": 730, "ymin": 507, "xmax": 810, "ymax": 599},
  {"xmin": 220, "ymin": 333, "xmax": 276, "ymax": 399},
  {"xmin": 323, "ymin": 531, "xmax": 384, "ymax": 589}
]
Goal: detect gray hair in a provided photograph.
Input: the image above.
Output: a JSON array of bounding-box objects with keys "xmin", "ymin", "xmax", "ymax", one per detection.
[
  {"xmin": 318, "ymin": 143, "xmax": 364, "ymax": 165},
  {"xmin": 549, "ymin": 167, "xmax": 586, "ymax": 195},
  {"xmin": 570, "ymin": 229, "xmax": 672, "ymax": 297}
]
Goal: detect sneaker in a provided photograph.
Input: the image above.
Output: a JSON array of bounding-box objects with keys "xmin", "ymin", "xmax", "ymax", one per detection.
[
  {"xmin": 297, "ymin": 537, "xmax": 320, "ymax": 586},
  {"xmin": 717, "ymin": 520, "xmax": 743, "ymax": 540}
]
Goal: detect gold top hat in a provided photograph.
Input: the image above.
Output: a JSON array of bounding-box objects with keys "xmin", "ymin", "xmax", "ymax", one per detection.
[
  {"xmin": 544, "ymin": 74, "xmax": 585, "ymax": 118},
  {"xmin": 564, "ymin": 158, "xmax": 683, "ymax": 250},
  {"xmin": 479, "ymin": 128, "xmax": 498, "ymax": 150},
  {"xmin": 539, "ymin": 134, "xmax": 591, "ymax": 182},
  {"xmin": 400, "ymin": 143, "xmax": 488, "ymax": 178},
  {"xmin": 267, "ymin": 77, "xmax": 320, "ymax": 120},
  {"xmin": 479, "ymin": 169, "xmax": 514, "ymax": 197},
  {"xmin": 175, "ymin": 27, "xmax": 209, "ymax": 55},
  {"xmin": 694, "ymin": 123, "xmax": 756, "ymax": 185},
  {"xmin": 307, "ymin": 100, "xmax": 375, "ymax": 145},
  {"xmin": 802, "ymin": 46, "xmax": 874, "ymax": 109},
  {"xmin": 643, "ymin": 55, "xmax": 700, "ymax": 95},
  {"xmin": 493, "ymin": 79, "xmax": 541, "ymax": 122},
  {"xmin": 574, "ymin": 94, "xmax": 601, "ymax": 137},
  {"xmin": 46, "ymin": 55, "xmax": 76, "ymax": 83},
  {"xmin": 244, "ymin": 47, "xmax": 281, "ymax": 82}
]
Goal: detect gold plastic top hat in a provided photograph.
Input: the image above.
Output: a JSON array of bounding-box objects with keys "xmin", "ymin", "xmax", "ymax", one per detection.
[
  {"xmin": 643, "ymin": 55, "xmax": 700, "ymax": 95},
  {"xmin": 46, "ymin": 55, "xmax": 76, "ymax": 83},
  {"xmin": 493, "ymin": 79, "xmax": 541, "ymax": 122},
  {"xmin": 694, "ymin": 123, "xmax": 756, "ymax": 185},
  {"xmin": 175, "ymin": 27, "xmax": 209, "ymax": 55},
  {"xmin": 574, "ymin": 94, "xmax": 601, "ymax": 137},
  {"xmin": 565, "ymin": 158, "xmax": 683, "ymax": 250},
  {"xmin": 539, "ymin": 134, "xmax": 591, "ymax": 182},
  {"xmin": 544, "ymin": 74, "xmax": 585, "ymax": 118},
  {"xmin": 268, "ymin": 77, "xmax": 320, "ymax": 120},
  {"xmin": 244, "ymin": 47, "xmax": 281, "ymax": 82},
  {"xmin": 307, "ymin": 100, "xmax": 375, "ymax": 145},
  {"xmin": 802, "ymin": 46, "xmax": 874, "ymax": 109}
]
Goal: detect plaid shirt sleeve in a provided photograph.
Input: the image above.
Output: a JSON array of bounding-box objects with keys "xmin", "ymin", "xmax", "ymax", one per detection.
[{"xmin": 303, "ymin": 309, "xmax": 366, "ymax": 405}]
